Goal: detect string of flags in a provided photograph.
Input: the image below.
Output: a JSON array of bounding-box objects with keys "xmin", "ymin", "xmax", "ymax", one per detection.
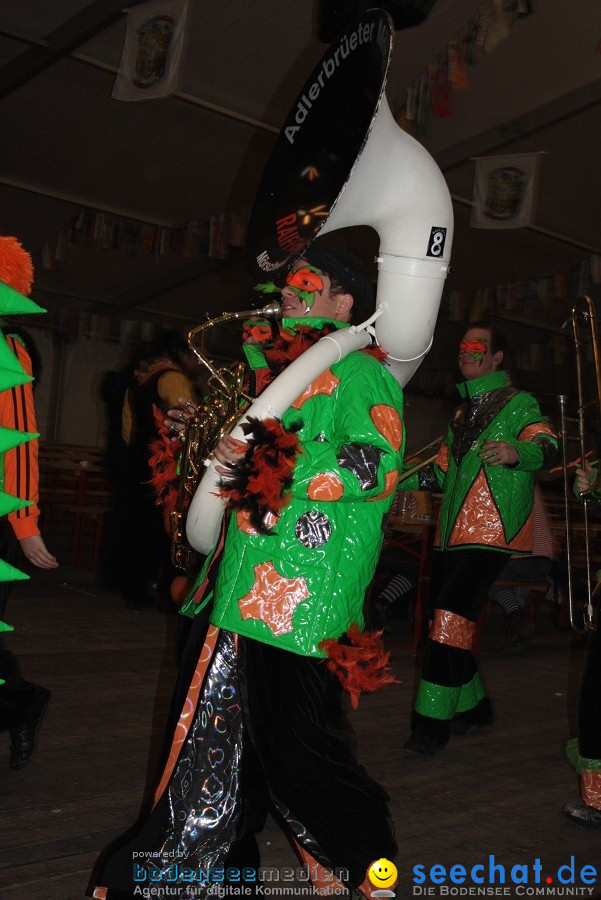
[
  {"xmin": 447, "ymin": 254, "xmax": 601, "ymax": 323},
  {"xmin": 24, "ymin": 307, "xmax": 175, "ymax": 347},
  {"xmin": 395, "ymin": 0, "xmax": 536, "ymax": 134},
  {"xmin": 409, "ymin": 253, "xmax": 601, "ymax": 396},
  {"xmin": 38, "ymin": 208, "xmax": 230, "ymax": 272},
  {"xmin": 24, "ymin": 249, "xmax": 601, "ymax": 357}
]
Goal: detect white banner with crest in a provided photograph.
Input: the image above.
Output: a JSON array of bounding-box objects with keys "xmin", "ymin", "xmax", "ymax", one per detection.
[
  {"xmin": 112, "ymin": 0, "xmax": 189, "ymax": 101},
  {"xmin": 470, "ymin": 152, "xmax": 542, "ymax": 229}
]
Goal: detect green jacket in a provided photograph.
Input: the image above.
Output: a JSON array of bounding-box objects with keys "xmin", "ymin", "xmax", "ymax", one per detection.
[
  {"xmin": 404, "ymin": 370, "xmax": 557, "ymax": 553},
  {"xmin": 184, "ymin": 318, "xmax": 404, "ymax": 657}
]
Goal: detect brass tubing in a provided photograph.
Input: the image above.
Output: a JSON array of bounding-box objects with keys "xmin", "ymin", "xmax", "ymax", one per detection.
[
  {"xmin": 187, "ymin": 300, "xmax": 281, "ymax": 392},
  {"xmin": 558, "ymin": 393, "xmax": 585, "ymax": 634},
  {"xmin": 170, "ymin": 299, "xmax": 281, "ymax": 572},
  {"xmin": 397, "ymin": 435, "xmax": 443, "ymax": 484},
  {"xmin": 560, "ymin": 295, "xmax": 600, "ymax": 633}
]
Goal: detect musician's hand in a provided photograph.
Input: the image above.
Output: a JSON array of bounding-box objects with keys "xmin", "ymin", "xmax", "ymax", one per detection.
[
  {"xmin": 214, "ymin": 435, "xmax": 248, "ymax": 475},
  {"xmin": 575, "ymin": 462, "xmax": 598, "ymax": 496},
  {"xmin": 19, "ymin": 535, "xmax": 59, "ymax": 569},
  {"xmin": 164, "ymin": 396, "xmax": 198, "ymax": 442},
  {"xmin": 480, "ymin": 440, "xmax": 519, "ymax": 467}
]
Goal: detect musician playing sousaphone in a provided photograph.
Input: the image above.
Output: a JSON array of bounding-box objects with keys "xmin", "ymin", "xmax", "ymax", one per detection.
[
  {"xmin": 91, "ymin": 241, "xmax": 403, "ymax": 899},
  {"xmin": 91, "ymin": 8, "xmax": 454, "ymax": 896}
]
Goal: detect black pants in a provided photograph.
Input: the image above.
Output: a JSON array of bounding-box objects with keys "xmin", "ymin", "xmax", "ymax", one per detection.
[
  {"xmin": 0, "ymin": 523, "xmax": 36, "ymax": 731},
  {"xmin": 118, "ymin": 491, "xmax": 176, "ymax": 606},
  {"xmin": 91, "ymin": 622, "xmax": 396, "ymax": 899},
  {"xmin": 579, "ymin": 606, "xmax": 601, "ymax": 759},
  {"xmin": 412, "ymin": 549, "xmax": 510, "ymax": 743}
]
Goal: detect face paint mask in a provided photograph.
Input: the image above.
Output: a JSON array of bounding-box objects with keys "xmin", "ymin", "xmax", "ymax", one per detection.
[
  {"xmin": 459, "ymin": 337, "xmax": 488, "ymax": 365},
  {"xmin": 285, "ymin": 266, "xmax": 324, "ymax": 310},
  {"xmin": 242, "ymin": 321, "xmax": 273, "ymax": 345}
]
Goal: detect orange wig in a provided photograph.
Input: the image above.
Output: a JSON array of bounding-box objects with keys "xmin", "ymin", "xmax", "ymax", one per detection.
[{"xmin": 0, "ymin": 236, "xmax": 34, "ymax": 296}]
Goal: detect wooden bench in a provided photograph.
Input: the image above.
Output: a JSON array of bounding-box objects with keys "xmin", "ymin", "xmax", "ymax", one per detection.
[
  {"xmin": 38, "ymin": 443, "xmax": 111, "ymax": 570},
  {"xmin": 67, "ymin": 502, "xmax": 111, "ymax": 570}
]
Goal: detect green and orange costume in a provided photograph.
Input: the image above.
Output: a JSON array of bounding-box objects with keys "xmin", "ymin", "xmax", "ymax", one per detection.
[
  {"xmin": 403, "ymin": 369, "xmax": 557, "ymax": 749},
  {"xmin": 93, "ymin": 315, "xmax": 404, "ymax": 899},
  {"xmin": 0, "ymin": 237, "xmax": 46, "ymax": 711},
  {"xmin": 185, "ymin": 317, "xmax": 404, "ymax": 660}
]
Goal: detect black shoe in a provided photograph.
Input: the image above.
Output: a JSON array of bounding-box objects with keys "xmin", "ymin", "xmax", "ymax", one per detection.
[
  {"xmin": 404, "ymin": 731, "xmax": 445, "ymax": 757},
  {"xmin": 563, "ymin": 800, "xmax": 601, "ymax": 828},
  {"xmin": 9, "ymin": 686, "xmax": 52, "ymax": 770},
  {"xmin": 449, "ymin": 697, "xmax": 493, "ymax": 736},
  {"xmin": 449, "ymin": 712, "xmax": 493, "ymax": 735}
]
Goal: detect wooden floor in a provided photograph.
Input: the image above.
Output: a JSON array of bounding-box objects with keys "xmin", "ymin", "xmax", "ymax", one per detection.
[{"xmin": 1, "ymin": 545, "xmax": 599, "ymax": 900}]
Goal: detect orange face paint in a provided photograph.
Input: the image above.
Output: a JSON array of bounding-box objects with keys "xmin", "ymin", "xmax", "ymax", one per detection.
[
  {"xmin": 285, "ymin": 266, "xmax": 324, "ymax": 308},
  {"xmin": 459, "ymin": 337, "xmax": 488, "ymax": 364}
]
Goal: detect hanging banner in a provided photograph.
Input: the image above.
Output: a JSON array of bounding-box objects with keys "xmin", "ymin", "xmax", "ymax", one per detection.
[
  {"xmin": 112, "ymin": 0, "xmax": 189, "ymax": 101},
  {"xmin": 470, "ymin": 152, "xmax": 542, "ymax": 229}
]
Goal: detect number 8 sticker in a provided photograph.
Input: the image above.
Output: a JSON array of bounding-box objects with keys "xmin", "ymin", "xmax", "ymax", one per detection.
[{"xmin": 427, "ymin": 226, "xmax": 447, "ymax": 258}]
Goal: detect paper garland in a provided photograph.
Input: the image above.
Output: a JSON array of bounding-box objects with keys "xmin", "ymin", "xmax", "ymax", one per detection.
[
  {"xmin": 39, "ymin": 207, "xmax": 231, "ymax": 273},
  {"xmin": 396, "ymin": 0, "xmax": 536, "ymax": 133}
]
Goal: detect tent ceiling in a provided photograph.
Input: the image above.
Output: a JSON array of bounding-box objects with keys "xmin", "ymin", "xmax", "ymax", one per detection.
[{"xmin": 0, "ymin": 0, "xmax": 599, "ymax": 327}]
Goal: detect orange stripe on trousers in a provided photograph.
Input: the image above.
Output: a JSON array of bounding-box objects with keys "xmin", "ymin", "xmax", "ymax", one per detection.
[
  {"xmin": 153, "ymin": 625, "xmax": 220, "ymax": 806},
  {"xmin": 429, "ymin": 608, "xmax": 476, "ymax": 650}
]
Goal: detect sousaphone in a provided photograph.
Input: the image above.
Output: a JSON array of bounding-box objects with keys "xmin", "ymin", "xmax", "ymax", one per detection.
[{"xmin": 187, "ymin": 9, "xmax": 454, "ymax": 555}]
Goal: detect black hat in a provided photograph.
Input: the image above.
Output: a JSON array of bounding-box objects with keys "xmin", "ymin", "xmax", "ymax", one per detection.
[{"xmin": 304, "ymin": 241, "xmax": 375, "ymax": 322}]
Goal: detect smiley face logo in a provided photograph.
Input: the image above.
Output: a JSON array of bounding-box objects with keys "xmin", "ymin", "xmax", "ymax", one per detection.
[{"xmin": 368, "ymin": 858, "xmax": 397, "ymax": 890}]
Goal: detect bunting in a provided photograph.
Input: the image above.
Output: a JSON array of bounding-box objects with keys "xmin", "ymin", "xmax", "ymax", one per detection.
[
  {"xmin": 445, "ymin": 253, "xmax": 601, "ymax": 325},
  {"xmin": 395, "ymin": 0, "xmax": 537, "ymax": 133},
  {"xmin": 39, "ymin": 208, "xmax": 231, "ymax": 272}
]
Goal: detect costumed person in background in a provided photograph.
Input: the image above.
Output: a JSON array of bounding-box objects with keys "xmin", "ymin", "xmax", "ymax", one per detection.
[
  {"xmin": 563, "ymin": 460, "xmax": 601, "ymax": 827},
  {"xmin": 400, "ymin": 321, "xmax": 558, "ymax": 756},
  {"xmin": 90, "ymin": 242, "xmax": 403, "ymax": 899},
  {"xmin": 0, "ymin": 236, "xmax": 58, "ymax": 770},
  {"xmin": 118, "ymin": 330, "xmax": 200, "ymax": 610}
]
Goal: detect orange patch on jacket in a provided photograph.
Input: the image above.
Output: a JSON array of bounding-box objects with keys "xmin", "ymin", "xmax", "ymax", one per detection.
[
  {"xmin": 448, "ymin": 469, "xmax": 532, "ymax": 551},
  {"xmin": 367, "ymin": 469, "xmax": 399, "ymax": 501},
  {"xmin": 371, "ymin": 404, "xmax": 403, "ymax": 451},
  {"xmin": 518, "ymin": 422, "xmax": 556, "ymax": 442},
  {"xmin": 291, "ymin": 369, "xmax": 340, "ymax": 409},
  {"xmin": 236, "ymin": 509, "xmax": 279, "ymax": 534},
  {"xmin": 238, "ymin": 561, "xmax": 310, "ymax": 636},
  {"xmin": 307, "ymin": 472, "xmax": 344, "ymax": 500},
  {"xmin": 436, "ymin": 442, "xmax": 449, "ymax": 473}
]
